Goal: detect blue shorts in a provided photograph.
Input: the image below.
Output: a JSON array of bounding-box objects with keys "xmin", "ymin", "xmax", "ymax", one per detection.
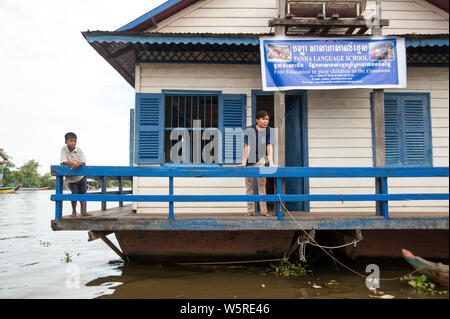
[{"xmin": 68, "ymin": 177, "xmax": 87, "ymax": 195}]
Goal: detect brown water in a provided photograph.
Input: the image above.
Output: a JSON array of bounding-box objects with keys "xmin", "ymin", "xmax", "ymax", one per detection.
[{"xmin": 0, "ymin": 190, "xmax": 448, "ymax": 299}]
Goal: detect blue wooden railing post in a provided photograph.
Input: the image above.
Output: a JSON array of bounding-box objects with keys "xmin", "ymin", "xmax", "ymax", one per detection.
[
  {"xmin": 276, "ymin": 178, "xmax": 283, "ymax": 220},
  {"xmin": 118, "ymin": 176, "xmax": 123, "ymax": 208},
  {"xmin": 376, "ymin": 177, "xmax": 389, "ymax": 219},
  {"xmin": 101, "ymin": 176, "xmax": 107, "ymax": 211},
  {"xmin": 169, "ymin": 177, "xmax": 174, "ymax": 220},
  {"xmin": 55, "ymin": 175, "xmax": 64, "ymax": 219}
]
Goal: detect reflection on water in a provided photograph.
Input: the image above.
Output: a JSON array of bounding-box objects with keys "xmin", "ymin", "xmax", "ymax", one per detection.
[{"xmin": 0, "ymin": 191, "xmax": 448, "ymax": 299}]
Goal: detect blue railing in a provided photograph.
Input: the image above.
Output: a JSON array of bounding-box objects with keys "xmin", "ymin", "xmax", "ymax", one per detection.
[{"xmin": 50, "ymin": 165, "xmax": 449, "ymax": 221}]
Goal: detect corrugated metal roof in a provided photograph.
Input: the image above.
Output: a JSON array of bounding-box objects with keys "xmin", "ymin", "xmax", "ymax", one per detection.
[{"xmin": 84, "ymin": 31, "xmax": 449, "ymax": 47}]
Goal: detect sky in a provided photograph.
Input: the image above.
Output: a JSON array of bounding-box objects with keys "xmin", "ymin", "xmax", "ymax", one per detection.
[{"xmin": 0, "ymin": 0, "xmax": 166, "ymax": 174}]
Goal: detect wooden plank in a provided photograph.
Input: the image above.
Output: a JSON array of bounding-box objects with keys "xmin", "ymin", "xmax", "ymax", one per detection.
[
  {"xmin": 51, "ymin": 165, "xmax": 449, "ymax": 178},
  {"xmin": 269, "ymin": 17, "xmax": 389, "ymax": 26},
  {"xmin": 50, "ymin": 213, "xmax": 449, "ymax": 231}
]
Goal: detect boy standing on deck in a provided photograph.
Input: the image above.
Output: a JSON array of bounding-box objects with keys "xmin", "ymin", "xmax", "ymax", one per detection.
[
  {"xmin": 237, "ymin": 111, "xmax": 276, "ymax": 217},
  {"xmin": 60, "ymin": 132, "xmax": 91, "ymax": 217}
]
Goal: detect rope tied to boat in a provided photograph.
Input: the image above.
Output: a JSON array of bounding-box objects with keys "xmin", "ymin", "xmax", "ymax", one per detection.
[{"xmin": 277, "ymin": 194, "xmax": 426, "ymax": 281}]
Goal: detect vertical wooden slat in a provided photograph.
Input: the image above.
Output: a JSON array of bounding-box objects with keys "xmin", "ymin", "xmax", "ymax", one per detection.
[
  {"xmin": 276, "ymin": 177, "xmax": 283, "ymax": 220},
  {"xmin": 376, "ymin": 177, "xmax": 389, "ymax": 219},
  {"xmin": 101, "ymin": 176, "xmax": 107, "ymax": 211},
  {"xmin": 55, "ymin": 175, "xmax": 64, "ymax": 219},
  {"xmin": 169, "ymin": 177, "xmax": 174, "ymax": 220},
  {"xmin": 118, "ymin": 176, "xmax": 123, "ymax": 208}
]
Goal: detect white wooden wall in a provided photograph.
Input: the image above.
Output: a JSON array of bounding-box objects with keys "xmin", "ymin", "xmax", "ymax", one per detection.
[
  {"xmin": 134, "ymin": 63, "xmax": 259, "ymax": 214},
  {"xmin": 135, "ymin": 63, "xmax": 448, "ymax": 214},
  {"xmin": 150, "ymin": 0, "xmax": 449, "ymax": 35},
  {"xmin": 308, "ymin": 67, "xmax": 449, "ymax": 213}
]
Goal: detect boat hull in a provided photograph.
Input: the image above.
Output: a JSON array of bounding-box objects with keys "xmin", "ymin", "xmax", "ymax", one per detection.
[
  {"xmin": 0, "ymin": 184, "xmax": 21, "ymax": 193},
  {"xmin": 402, "ymin": 249, "xmax": 449, "ymax": 287},
  {"xmin": 115, "ymin": 230, "xmax": 295, "ymax": 263}
]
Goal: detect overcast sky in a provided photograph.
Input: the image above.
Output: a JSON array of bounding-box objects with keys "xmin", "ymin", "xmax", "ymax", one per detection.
[{"xmin": 0, "ymin": 0, "xmax": 166, "ymax": 174}]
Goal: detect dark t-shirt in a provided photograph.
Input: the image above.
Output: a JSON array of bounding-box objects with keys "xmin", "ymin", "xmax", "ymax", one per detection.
[{"xmin": 243, "ymin": 125, "xmax": 274, "ymax": 166}]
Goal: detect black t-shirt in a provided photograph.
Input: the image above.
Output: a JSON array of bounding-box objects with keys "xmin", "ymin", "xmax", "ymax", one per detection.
[{"xmin": 243, "ymin": 125, "xmax": 274, "ymax": 166}]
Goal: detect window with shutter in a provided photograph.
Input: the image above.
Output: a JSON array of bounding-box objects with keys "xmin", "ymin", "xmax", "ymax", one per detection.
[
  {"xmin": 372, "ymin": 93, "xmax": 432, "ymax": 167},
  {"xmin": 222, "ymin": 94, "xmax": 247, "ymax": 164},
  {"xmin": 135, "ymin": 93, "xmax": 164, "ymax": 164}
]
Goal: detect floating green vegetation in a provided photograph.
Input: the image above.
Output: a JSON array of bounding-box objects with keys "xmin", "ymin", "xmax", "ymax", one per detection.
[
  {"xmin": 39, "ymin": 240, "xmax": 50, "ymax": 247},
  {"xmin": 271, "ymin": 260, "xmax": 311, "ymax": 277},
  {"xmin": 402, "ymin": 275, "xmax": 448, "ymax": 296},
  {"xmin": 61, "ymin": 252, "xmax": 72, "ymax": 263}
]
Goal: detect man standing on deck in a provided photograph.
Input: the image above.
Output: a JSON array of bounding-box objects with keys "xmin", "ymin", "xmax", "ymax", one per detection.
[{"xmin": 237, "ymin": 110, "xmax": 276, "ymax": 217}]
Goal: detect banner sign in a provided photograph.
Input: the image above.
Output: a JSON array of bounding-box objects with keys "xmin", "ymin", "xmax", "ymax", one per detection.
[{"xmin": 260, "ymin": 37, "xmax": 407, "ymax": 90}]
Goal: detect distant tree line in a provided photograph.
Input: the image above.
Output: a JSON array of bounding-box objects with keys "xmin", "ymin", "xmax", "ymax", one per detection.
[{"xmin": 0, "ymin": 148, "xmax": 54, "ymax": 189}]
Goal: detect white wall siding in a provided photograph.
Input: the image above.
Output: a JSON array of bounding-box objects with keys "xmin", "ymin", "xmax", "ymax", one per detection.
[
  {"xmin": 136, "ymin": 63, "xmax": 261, "ymax": 214},
  {"xmin": 135, "ymin": 62, "xmax": 448, "ymax": 215},
  {"xmin": 151, "ymin": 0, "xmax": 448, "ymax": 35},
  {"xmin": 365, "ymin": 0, "xmax": 449, "ymax": 35},
  {"xmin": 308, "ymin": 67, "xmax": 449, "ymax": 213}
]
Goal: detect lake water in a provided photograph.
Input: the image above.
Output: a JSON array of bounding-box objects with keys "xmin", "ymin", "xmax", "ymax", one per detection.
[{"xmin": 0, "ymin": 190, "xmax": 447, "ymax": 299}]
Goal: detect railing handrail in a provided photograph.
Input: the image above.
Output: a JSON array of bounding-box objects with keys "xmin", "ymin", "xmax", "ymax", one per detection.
[
  {"xmin": 51, "ymin": 165, "xmax": 449, "ymax": 178},
  {"xmin": 50, "ymin": 165, "xmax": 449, "ymax": 221}
]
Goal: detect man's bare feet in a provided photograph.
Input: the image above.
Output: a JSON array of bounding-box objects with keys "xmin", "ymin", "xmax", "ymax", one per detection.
[
  {"xmin": 69, "ymin": 213, "xmax": 77, "ymax": 218},
  {"xmin": 261, "ymin": 212, "xmax": 272, "ymax": 217},
  {"xmin": 81, "ymin": 212, "xmax": 92, "ymax": 217},
  {"xmin": 245, "ymin": 212, "xmax": 255, "ymax": 216}
]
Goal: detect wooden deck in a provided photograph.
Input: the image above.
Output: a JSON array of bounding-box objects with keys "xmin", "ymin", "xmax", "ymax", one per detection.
[{"xmin": 51, "ymin": 205, "xmax": 449, "ymax": 231}]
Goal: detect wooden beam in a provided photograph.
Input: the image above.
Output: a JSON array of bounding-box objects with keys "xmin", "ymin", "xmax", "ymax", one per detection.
[
  {"xmin": 100, "ymin": 235, "xmax": 127, "ymax": 261},
  {"xmin": 269, "ymin": 18, "xmax": 389, "ymax": 27},
  {"xmin": 356, "ymin": 26, "xmax": 369, "ymax": 35},
  {"xmin": 88, "ymin": 230, "xmax": 113, "ymax": 241},
  {"xmin": 275, "ymin": 0, "xmax": 286, "ymax": 169},
  {"xmin": 345, "ymin": 27, "xmax": 356, "ymax": 35}
]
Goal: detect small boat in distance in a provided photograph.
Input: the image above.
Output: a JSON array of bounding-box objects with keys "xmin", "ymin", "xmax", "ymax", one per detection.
[
  {"xmin": 402, "ymin": 249, "xmax": 449, "ymax": 288},
  {"xmin": 0, "ymin": 184, "xmax": 22, "ymax": 194},
  {"xmin": 21, "ymin": 187, "xmax": 50, "ymax": 191}
]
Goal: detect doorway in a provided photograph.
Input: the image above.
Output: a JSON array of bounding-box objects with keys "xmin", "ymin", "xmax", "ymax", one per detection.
[{"xmin": 252, "ymin": 91, "xmax": 309, "ymax": 212}]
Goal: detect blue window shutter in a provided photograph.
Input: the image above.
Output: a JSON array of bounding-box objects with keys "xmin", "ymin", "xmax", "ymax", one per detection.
[
  {"xmin": 222, "ymin": 94, "xmax": 246, "ymax": 164},
  {"xmin": 135, "ymin": 93, "xmax": 164, "ymax": 164},
  {"xmin": 402, "ymin": 95, "xmax": 432, "ymax": 166},
  {"xmin": 129, "ymin": 108, "xmax": 135, "ymax": 165},
  {"xmin": 384, "ymin": 95, "xmax": 402, "ymax": 165}
]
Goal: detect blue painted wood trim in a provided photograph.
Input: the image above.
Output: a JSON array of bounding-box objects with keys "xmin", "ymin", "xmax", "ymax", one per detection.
[
  {"xmin": 52, "ymin": 193, "xmax": 449, "ymax": 203},
  {"xmin": 129, "ymin": 108, "xmax": 135, "ymax": 166},
  {"xmin": 169, "ymin": 177, "xmax": 174, "ymax": 220},
  {"xmin": 376, "ymin": 177, "xmax": 389, "ymax": 219},
  {"xmin": 276, "ymin": 178, "xmax": 283, "ymax": 220},
  {"xmin": 55, "ymin": 176, "xmax": 63, "ymax": 219},
  {"xmin": 51, "ymin": 165, "xmax": 449, "ymax": 178}
]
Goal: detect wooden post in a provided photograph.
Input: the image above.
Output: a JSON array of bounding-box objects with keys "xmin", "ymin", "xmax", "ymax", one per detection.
[
  {"xmin": 118, "ymin": 176, "xmax": 123, "ymax": 207},
  {"xmin": 276, "ymin": 178, "xmax": 283, "ymax": 220},
  {"xmin": 169, "ymin": 177, "xmax": 174, "ymax": 220},
  {"xmin": 55, "ymin": 175, "xmax": 64, "ymax": 219},
  {"xmin": 372, "ymin": 0, "xmax": 386, "ymax": 216},
  {"xmin": 275, "ymin": 0, "xmax": 287, "ymax": 196},
  {"xmin": 101, "ymin": 176, "xmax": 107, "ymax": 211}
]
